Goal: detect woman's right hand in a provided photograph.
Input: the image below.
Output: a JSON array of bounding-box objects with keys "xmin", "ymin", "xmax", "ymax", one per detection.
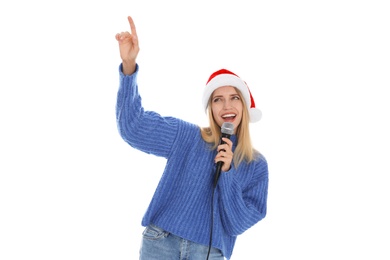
[{"xmin": 115, "ymin": 16, "xmax": 139, "ymax": 75}]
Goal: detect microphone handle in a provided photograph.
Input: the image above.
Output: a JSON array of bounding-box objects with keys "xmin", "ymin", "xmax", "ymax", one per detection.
[
  {"xmin": 214, "ymin": 162, "xmax": 223, "ymax": 187},
  {"xmin": 213, "ymin": 133, "xmax": 231, "ymax": 187}
]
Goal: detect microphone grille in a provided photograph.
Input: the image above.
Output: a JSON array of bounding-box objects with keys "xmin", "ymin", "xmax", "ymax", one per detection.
[{"xmin": 221, "ymin": 122, "xmax": 234, "ymax": 135}]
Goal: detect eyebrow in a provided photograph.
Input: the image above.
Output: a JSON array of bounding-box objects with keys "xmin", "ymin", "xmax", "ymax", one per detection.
[{"xmin": 212, "ymin": 93, "xmax": 239, "ymax": 98}]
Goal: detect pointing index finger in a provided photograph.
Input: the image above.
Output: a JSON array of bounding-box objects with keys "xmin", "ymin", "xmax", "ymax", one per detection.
[{"xmin": 127, "ymin": 16, "xmax": 137, "ymax": 37}]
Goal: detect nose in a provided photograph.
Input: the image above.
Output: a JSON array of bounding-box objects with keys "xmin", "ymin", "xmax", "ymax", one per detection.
[{"xmin": 223, "ymin": 99, "xmax": 232, "ymax": 109}]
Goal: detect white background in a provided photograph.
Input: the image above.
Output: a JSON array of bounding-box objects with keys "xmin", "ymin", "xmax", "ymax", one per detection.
[{"xmin": 1, "ymin": 0, "xmax": 389, "ymax": 259}]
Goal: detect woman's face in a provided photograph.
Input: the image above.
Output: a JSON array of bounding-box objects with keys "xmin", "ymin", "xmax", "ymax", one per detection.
[{"xmin": 211, "ymin": 86, "xmax": 243, "ymax": 133}]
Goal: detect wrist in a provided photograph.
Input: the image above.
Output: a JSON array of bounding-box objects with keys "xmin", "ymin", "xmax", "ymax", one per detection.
[{"xmin": 122, "ymin": 60, "xmax": 136, "ymax": 75}]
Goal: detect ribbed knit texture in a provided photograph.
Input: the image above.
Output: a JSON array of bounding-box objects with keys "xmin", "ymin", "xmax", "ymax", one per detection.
[{"xmin": 116, "ymin": 64, "xmax": 269, "ymax": 259}]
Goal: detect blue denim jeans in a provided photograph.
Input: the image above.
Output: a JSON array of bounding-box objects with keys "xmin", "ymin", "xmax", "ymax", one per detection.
[{"xmin": 139, "ymin": 225, "xmax": 225, "ymax": 260}]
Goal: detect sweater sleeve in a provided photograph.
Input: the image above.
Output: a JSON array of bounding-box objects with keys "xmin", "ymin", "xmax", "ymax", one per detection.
[
  {"xmin": 217, "ymin": 155, "xmax": 269, "ymax": 236},
  {"xmin": 115, "ymin": 63, "xmax": 178, "ymax": 158}
]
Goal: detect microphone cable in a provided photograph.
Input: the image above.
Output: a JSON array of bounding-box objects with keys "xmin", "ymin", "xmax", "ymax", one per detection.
[
  {"xmin": 207, "ymin": 122, "xmax": 234, "ymax": 259},
  {"xmin": 206, "ymin": 180, "xmax": 216, "ymax": 260}
]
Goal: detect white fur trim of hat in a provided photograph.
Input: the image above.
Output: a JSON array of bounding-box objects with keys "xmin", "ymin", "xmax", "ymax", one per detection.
[{"xmin": 203, "ymin": 69, "xmax": 262, "ymax": 123}]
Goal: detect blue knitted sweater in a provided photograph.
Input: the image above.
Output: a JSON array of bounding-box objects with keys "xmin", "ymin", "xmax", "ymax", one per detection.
[{"xmin": 116, "ymin": 64, "xmax": 268, "ymax": 259}]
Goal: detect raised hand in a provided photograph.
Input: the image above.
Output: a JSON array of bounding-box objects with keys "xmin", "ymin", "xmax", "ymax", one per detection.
[{"xmin": 115, "ymin": 16, "xmax": 139, "ymax": 75}]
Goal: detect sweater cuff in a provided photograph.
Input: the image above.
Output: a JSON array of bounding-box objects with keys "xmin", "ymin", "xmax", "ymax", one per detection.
[
  {"xmin": 218, "ymin": 167, "xmax": 235, "ymax": 188},
  {"xmin": 119, "ymin": 63, "xmax": 139, "ymax": 77}
]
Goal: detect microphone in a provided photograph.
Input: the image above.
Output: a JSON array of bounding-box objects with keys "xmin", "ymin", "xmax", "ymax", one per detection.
[{"xmin": 214, "ymin": 122, "xmax": 234, "ymax": 187}]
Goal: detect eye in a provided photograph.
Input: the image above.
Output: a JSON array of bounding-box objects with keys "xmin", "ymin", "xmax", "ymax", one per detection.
[
  {"xmin": 232, "ymin": 95, "xmax": 240, "ymax": 100},
  {"xmin": 212, "ymin": 97, "xmax": 222, "ymax": 103}
]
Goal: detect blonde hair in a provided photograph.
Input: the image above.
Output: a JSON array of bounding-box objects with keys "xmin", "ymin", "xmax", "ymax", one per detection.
[{"xmin": 200, "ymin": 87, "xmax": 258, "ymax": 167}]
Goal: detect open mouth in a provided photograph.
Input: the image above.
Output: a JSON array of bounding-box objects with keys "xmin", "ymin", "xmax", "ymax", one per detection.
[{"xmin": 222, "ymin": 113, "xmax": 236, "ymax": 120}]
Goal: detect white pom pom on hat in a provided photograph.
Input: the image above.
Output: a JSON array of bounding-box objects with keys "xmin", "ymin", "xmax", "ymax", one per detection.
[{"xmin": 202, "ymin": 68, "xmax": 262, "ymax": 123}]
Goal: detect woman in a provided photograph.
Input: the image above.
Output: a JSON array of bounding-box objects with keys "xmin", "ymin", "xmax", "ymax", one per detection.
[{"xmin": 115, "ymin": 16, "xmax": 268, "ymax": 260}]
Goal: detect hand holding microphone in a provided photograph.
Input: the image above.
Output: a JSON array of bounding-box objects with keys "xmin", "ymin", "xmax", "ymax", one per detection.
[{"xmin": 214, "ymin": 122, "xmax": 234, "ymax": 187}]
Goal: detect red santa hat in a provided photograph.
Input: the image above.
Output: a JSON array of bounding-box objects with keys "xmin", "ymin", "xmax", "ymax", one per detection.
[{"xmin": 203, "ymin": 68, "xmax": 262, "ymax": 123}]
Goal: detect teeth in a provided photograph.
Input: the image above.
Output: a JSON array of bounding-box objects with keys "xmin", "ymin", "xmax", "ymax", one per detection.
[{"xmin": 222, "ymin": 114, "xmax": 235, "ymax": 118}]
